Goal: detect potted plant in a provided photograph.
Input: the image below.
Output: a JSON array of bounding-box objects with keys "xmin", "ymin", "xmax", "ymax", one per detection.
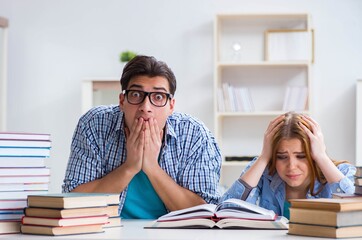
[{"xmin": 119, "ymin": 50, "xmax": 137, "ymax": 63}]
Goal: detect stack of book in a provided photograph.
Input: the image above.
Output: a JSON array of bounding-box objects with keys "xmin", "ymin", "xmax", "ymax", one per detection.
[
  {"xmin": 355, "ymin": 166, "xmax": 362, "ymax": 195},
  {"xmin": 0, "ymin": 132, "xmax": 51, "ymax": 234},
  {"xmin": 288, "ymin": 198, "xmax": 362, "ymax": 238},
  {"xmin": 21, "ymin": 193, "xmax": 120, "ymax": 236},
  {"xmin": 103, "ymin": 197, "xmax": 121, "ymax": 228},
  {"xmin": 333, "ymin": 166, "xmax": 362, "ymax": 199}
]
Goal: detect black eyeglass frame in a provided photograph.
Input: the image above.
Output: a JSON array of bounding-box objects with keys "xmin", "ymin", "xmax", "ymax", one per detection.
[{"xmin": 122, "ymin": 90, "xmax": 173, "ymax": 107}]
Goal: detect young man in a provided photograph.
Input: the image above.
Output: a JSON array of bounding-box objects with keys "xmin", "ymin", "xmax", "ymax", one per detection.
[{"xmin": 62, "ymin": 55, "xmax": 221, "ymax": 219}]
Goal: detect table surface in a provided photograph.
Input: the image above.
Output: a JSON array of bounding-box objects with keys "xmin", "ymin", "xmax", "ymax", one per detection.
[{"xmin": 0, "ymin": 219, "xmax": 350, "ymax": 239}]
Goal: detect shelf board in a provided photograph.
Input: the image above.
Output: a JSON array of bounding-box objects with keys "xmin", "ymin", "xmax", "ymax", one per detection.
[
  {"xmin": 222, "ymin": 161, "xmax": 249, "ymax": 167},
  {"xmin": 217, "ymin": 61, "xmax": 309, "ymax": 67},
  {"xmin": 217, "ymin": 13, "xmax": 309, "ymax": 20},
  {"xmin": 216, "ymin": 111, "xmax": 310, "ymax": 117}
]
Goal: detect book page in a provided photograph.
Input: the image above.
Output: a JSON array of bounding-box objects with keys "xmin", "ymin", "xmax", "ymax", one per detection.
[
  {"xmin": 157, "ymin": 204, "xmax": 217, "ymax": 221},
  {"xmin": 216, "ymin": 216, "xmax": 288, "ymax": 229},
  {"xmin": 215, "ymin": 198, "xmax": 276, "ymax": 219},
  {"xmin": 146, "ymin": 218, "xmax": 216, "ymax": 229}
]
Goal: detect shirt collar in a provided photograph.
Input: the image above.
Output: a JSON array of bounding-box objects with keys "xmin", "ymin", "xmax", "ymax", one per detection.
[
  {"xmin": 265, "ymin": 168, "xmax": 285, "ymax": 191},
  {"xmin": 165, "ymin": 116, "xmax": 177, "ymax": 140}
]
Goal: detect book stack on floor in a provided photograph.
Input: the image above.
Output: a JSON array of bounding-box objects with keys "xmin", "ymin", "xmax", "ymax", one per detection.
[
  {"xmin": 21, "ymin": 193, "xmax": 120, "ymax": 236},
  {"xmin": 147, "ymin": 198, "xmax": 288, "ymax": 229},
  {"xmin": 0, "ymin": 132, "xmax": 51, "ymax": 234},
  {"xmin": 288, "ymin": 198, "xmax": 362, "ymax": 238}
]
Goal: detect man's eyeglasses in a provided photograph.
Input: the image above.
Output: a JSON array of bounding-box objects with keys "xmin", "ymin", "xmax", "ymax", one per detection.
[{"xmin": 122, "ymin": 90, "xmax": 173, "ymax": 107}]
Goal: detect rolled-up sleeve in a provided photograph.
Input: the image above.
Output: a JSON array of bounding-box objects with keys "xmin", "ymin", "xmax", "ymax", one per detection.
[
  {"xmin": 328, "ymin": 163, "xmax": 356, "ymax": 194},
  {"xmin": 220, "ymin": 179, "xmax": 247, "ymax": 202}
]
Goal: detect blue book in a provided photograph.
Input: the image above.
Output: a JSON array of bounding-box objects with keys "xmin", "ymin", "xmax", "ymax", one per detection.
[{"xmin": 0, "ymin": 147, "xmax": 50, "ymax": 157}]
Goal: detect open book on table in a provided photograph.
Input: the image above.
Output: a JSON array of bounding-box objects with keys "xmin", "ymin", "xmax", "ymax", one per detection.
[{"xmin": 146, "ymin": 198, "xmax": 288, "ymax": 229}]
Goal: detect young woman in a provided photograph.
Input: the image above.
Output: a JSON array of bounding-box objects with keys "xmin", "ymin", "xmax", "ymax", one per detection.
[{"xmin": 221, "ymin": 112, "xmax": 356, "ymax": 219}]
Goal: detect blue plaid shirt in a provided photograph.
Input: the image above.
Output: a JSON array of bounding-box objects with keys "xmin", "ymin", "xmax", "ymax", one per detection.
[{"xmin": 62, "ymin": 105, "xmax": 221, "ymax": 211}]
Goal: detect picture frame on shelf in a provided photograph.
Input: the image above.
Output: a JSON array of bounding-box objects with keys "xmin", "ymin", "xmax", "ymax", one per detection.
[{"xmin": 264, "ymin": 29, "xmax": 314, "ymax": 63}]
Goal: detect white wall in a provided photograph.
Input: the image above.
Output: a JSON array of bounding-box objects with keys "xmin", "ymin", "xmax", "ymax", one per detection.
[{"xmin": 0, "ymin": 0, "xmax": 362, "ymax": 192}]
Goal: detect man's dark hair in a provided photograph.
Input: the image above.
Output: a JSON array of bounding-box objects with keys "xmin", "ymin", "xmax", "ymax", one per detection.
[{"xmin": 120, "ymin": 55, "xmax": 177, "ymax": 95}]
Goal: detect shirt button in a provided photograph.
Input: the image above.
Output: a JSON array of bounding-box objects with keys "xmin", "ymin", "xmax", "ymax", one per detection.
[{"xmin": 337, "ymin": 188, "xmax": 341, "ymax": 192}]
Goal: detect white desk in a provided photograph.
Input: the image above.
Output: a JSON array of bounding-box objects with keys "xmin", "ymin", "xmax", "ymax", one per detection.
[{"xmin": 0, "ymin": 220, "xmax": 339, "ymax": 239}]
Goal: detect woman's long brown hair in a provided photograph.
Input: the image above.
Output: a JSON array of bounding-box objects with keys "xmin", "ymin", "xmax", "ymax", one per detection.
[{"xmin": 268, "ymin": 112, "xmax": 347, "ymax": 196}]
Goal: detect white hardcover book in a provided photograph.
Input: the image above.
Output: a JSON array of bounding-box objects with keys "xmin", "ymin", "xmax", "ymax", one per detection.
[
  {"xmin": 234, "ymin": 88, "xmax": 244, "ymax": 112},
  {"xmin": 240, "ymin": 88, "xmax": 254, "ymax": 112},
  {"xmin": 246, "ymin": 88, "xmax": 255, "ymax": 112},
  {"xmin": 222, "ymin": 83, "xmax": 231, "ymax": 112},
  {"xmin": 227, "ymin": 84, "xmax": 236, "ymax": 112},
  {"xmin": 0, "ymin": 191, "xmax": 48, "ymax": 200},
  {"xmin": 0, "ymin": 147, "xmax": 50, "ymax": 157},
  {"xmin": 0, "ymin": 157, "xmax": 46, "ymax": 168},
  {"xmin": 0, "ymin": 139, "xmax": 51, "ymax": 148},
  {"xmin": 0, "ymin": 132, "xmax": 50, "ymax": 141},
  {"xmin": 0, "ymin": 176, "xmax": 50, "ymax": 184},
  {"xmin": 0, "ymin": 210, "xmax": 24, "ymax": 220},
  {"xmin": 0, "ymin": 183, "xmax": 49, "ymax": 191},
  {"xmin": 0, "ymin": 199, "xmax": 28, "ymax": 209},
  {"xmin": 0, "ymin": 168, "xmax": 50, "ymax": 176}
]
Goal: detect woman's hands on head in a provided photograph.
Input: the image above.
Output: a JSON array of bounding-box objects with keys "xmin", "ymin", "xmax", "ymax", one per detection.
[
  {"xmin": 260, "ymin": 114, "xmax": 285, "ymax": 163},
  {"xmin": 298, "ymin": 115, "xmax": 329, "ymax": 164}
]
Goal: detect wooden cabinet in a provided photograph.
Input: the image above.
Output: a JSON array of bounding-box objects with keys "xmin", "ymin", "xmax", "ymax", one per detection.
[
  {"xmin": 0, "ymin": 17, "xmax": 8, "ymax": 131},
  {"xmin": 214, "ymin": 13, "xmax": 313, "ymax": 188}
]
